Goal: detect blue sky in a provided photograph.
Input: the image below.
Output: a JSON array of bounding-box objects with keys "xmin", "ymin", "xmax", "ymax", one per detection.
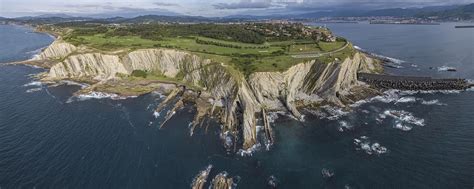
[{"xmin": 0, "ymin": 0, "xmax": 472, "ymax": 17}]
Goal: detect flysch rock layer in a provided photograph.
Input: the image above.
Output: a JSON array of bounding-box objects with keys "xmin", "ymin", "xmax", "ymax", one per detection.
[{"xmin": 35, "ymin": 39, "xmax": 381, "ymax": 150}]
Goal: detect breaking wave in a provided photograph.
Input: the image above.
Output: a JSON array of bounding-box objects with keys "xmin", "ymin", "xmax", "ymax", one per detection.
[
  {"xmin": 60, "ymin": 80, "xmax": 89, "ymax": 89},
  {"xmin": 354, "ymin": 45, "xmax": 405, "ymax": 64},
  {"xmin": 379, "ymin": 109, "xmax": 425, "ymax": 131},
  {"xmin": 26, "ymin": 88, "xmax": 42, "ymax": 93},
  {"xmin": 23, "ymin": 81, "xmax": 43, "ymax": 87},
  {"xmin": 237, "ymin": 143, "xmax": 262, "ymax": 157},
  {"xmin": 338, "ymin": 121, "xmax": 353, "ymax": 132},
  {"xmin": 351, "ymin": 89, "xmax": 449, "ymax": 107},
  {"xmin": 67, "ymin": 92, "xmax": 137, "ymax": 103},
  {"xmin": 437, "ymin": 66, "xmax": 457, "ymax": 72},
  {"xmin": 354, "ymin": 136, "xmax": 388, "ymax": 155}
]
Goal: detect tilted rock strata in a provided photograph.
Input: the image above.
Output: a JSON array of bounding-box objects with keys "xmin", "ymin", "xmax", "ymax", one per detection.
[
  {"xmin": 38, "ymin": 40, "xmax": 379, "ymax": 150},
  {"xmin": 34, "ymin": 39, "xmax": 76, "ymax": 60}
]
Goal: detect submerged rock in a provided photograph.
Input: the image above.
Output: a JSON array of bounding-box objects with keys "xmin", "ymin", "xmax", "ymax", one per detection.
[
  {"xmin": 321, "ymin": 168, "xmax": 335, "ymax": 178},
  {"xmin": 267, "ymin": 175, "xmax": 279, "ymax": 188},
  {"xmin": 210, "ymin": 172, "xmax": 235, "ymax": 189},
  {"xmin": 191, "ymin": 165, "xmax": 213, "ymax": 189}
]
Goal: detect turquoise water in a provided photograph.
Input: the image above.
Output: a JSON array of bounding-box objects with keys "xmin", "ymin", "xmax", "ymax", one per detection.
[{"xmin": 0, "ymin": 24, "xmax": 473, "ymax": 188}]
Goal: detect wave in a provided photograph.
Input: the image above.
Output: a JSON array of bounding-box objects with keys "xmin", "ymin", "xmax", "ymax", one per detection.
[
  {"xmin": 26, "ymin": 88, "xmax": 42, "ymax": 93},
  {"xmin": 354, "ymin": 136, "xmax": 388, "ymax": 155},
  {"xmin": 237, "ymin": 143, "xmax": 262, "ymax": 157},
  {"xmin": 354, "ymin": 45, "xmax": 405, "ymax": 64},
  {"xmin": 60, "ymin": 80, "xmax": 89, "ymax": 89},
  {"xmin": 421, "ymin": 99, "xmax": 446, "ymax": 106},
  {"xmin": 23, "ymin": 81, "xmax": 43, "ymax": 87},
  {"xmin": 437, "ymin": 66, "xmax": 457, "ymax": 72},
  {"xmin": 67, "ymin": 92, "xmax": 137, "ymax": 103},
  {"xmin": 395, "ymin": 96, "xmax": 417, "ymax": 104},
  {"xmin": 153, "ymin": 111, "xmax": 160, "ymax": 118},
  {"xmin": 379, "ymin": 109, "xmax": 425, "ymax": 131},
  {"xmin": 322, "ymin": 105, "xmax": 349, "ymax": 120},
  {"xmin": 338, "ymin": 120, "xmax": 353, "ymax": 132},
  {"xmin": 351, "ymin": 89, "xmax": 451, "ymax": 107}
]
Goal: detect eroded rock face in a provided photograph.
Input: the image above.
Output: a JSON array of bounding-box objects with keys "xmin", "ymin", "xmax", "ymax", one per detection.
[
  {"xmin": 48, "ymin": 53, "xmax": 128, "ymax": 80},
  {"xmin": 34, "ymin": 40, "xmax": 76, "ymax": 60},
  {"xmin": 40, "ymin": 41, "xmax": 379, "ymax": 150}
]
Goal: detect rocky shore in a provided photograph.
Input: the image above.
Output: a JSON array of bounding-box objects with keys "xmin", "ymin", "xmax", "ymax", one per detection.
[
  {"xmin": 358, "ymin": 73, "xmax": 472, "ymax": 90},
  {"xmin": 17, "ymin": 35, "xmax": 384, "ymax": 151}
]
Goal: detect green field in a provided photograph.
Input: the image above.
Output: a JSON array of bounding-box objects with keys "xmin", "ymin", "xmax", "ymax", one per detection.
[{"xmin": 64, "ymin": 30, "xmax": 352, "ymax": 76}]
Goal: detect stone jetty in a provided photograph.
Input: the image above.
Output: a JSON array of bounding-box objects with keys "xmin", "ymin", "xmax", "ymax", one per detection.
[{"xmin": 358, "ymin": 73, "xmax": 472, "ymax": 90}]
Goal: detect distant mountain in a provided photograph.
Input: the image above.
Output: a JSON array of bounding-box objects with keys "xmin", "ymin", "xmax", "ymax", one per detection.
[
  {"xmin": 86, "ymin": 9, "xmax": 182, "ymax": 19},
  {"xmin": 122, "ymin": 15, "xmax": 209, "ymax": 22},
  {"xmin": 416, "ymin": 3, "xmax": 474, "ymax": 20},
  {"xmin": 293, "ymin": 5, "xmax": 461, "ymax": 18},
  {"xmin": 35, "ymin": 13, "xmax": 74, "ymax": 18}
]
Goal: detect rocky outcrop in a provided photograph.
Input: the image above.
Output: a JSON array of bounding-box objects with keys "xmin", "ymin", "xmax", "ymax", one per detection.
[
  {"xmin": 48, "ymin": 53, "xmax": 128, "ymax": 80},
  {"xmin": 191, "ymin": 165, "xmax": 213, "ymax": 189},
  {"xmin": 209, "ymin": 172, "xmax": 234, "ymax": 189},
  {"xmin": 34, "ymin": 39, "xmax": 76, "ymax": 60},
  {"xmin": 249, "ymin": 52, "xmax": 371, "ymax": 117},
  {"xmin": 40, "ymin": 43, "xmax": 380, "ymax": 150}
]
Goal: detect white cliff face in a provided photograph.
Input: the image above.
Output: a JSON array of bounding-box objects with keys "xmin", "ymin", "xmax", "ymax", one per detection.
[
  {"xmin": 123, "ymin": 49, "xmax": 208, "ymax": 77},
  {"xmin": 34, "ymin": 40, "xmax": 76, "ymax": 60},
  {"xmin": 43, "ymin": 42, "xmax": 378, "ymax": 149},
  {"xmin": 249, "ymin": 52, "xmax": 371, "ymax": 116},
  {"xmin": 48, "ymin": 53, "xmax": 128, "ymax": 80}
]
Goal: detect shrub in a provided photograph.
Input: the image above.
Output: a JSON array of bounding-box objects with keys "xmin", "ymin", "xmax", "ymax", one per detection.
[{"xmin": 131, "ymin": 70, "xmax": 147, "ymax": 78}]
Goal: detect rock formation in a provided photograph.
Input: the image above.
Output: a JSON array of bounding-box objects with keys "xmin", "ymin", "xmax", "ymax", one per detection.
[{"xmin": 34, "ymin": 39, "xmax": 381, "ymax": 150}]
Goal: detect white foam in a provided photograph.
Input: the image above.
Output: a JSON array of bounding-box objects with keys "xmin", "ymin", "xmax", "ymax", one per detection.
[
  {"xmin": 23, "ymin": 81, "xmax": 43, "ymax": 87},
  {"xmin": 151, "ymin": 91, "xmax": 166, "ymax": 98},
  {"xmin": 354, "ymin": 136, "xmax": 388, "ymax": 155},
  {"xmin": 237, "ymin": 143, "xmax": 262, "ymax": 157},
  {"xmin": 60, "ymin": 80, "xmax": 89, "ymax": 89},
  {"xmin": 153, "ymin": 111, "xmax": 160, "ymax": 118},
  {"xmin": 69, "ymin": 91, "xmax": 137, "ymax": 102},
  {"xmin": 338, "ymin": 121, "xmax": 353, "ymax": 132},
  {"xmin": 394, "ymin": 122, "xmax": 413, "ymax": 131},
  {"xmin": 267, "ymin": 111, "xmax": 287, "ymax": 123},
  {"xmin": 383, "ymin": 109, "xmax": 425, "ymax": 127},
  {"xmin": 437, "ymin": 66, "xmax": 457, "ymax": 72},
  {"xmin": 323, "ymin": 105, "xmax": 349, "ymax": 120},
  {"xmin": 395, "ymin": 96, "xmax": 417, "ymax": 104},
  {"xmin": 421, "ymin": 99, "xmax": 446, "ymax": 106},
  {"xmin": 26, "ymin": 88, "xmax": 42, "ymax": 93}
]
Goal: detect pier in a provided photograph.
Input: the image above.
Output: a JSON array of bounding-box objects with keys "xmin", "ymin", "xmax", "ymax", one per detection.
[{"xmin": 357, "ymin": 73, "xmax": 472, "ymax": 90}]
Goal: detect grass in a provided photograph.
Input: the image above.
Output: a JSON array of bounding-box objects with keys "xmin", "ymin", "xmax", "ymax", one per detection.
[
  {"xmin": 318, "ymin": 41, "xmax": 346, "ymax": 52},
  {"xmin": 159, "ymin": 37, "xmax": 283, "ymax": 56},
  {"xmin": 64, "ymin": 33, "xmax": 353, "ymax": 76},
  {"xmin": 67, "ymin": 34, "xmax": 160, "ymax": 50},
  {"xmin": 289, "ymin": 44, "xmax": 322, "ymax": 54}
]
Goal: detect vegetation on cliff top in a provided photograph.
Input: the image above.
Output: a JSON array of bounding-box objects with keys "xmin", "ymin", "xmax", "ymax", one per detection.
[{"xmin": 49, "ymin": 22, "xmax": 354, "ymax": 75}]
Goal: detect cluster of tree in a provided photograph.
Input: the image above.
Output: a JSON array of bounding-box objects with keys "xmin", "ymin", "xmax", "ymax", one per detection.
[
  {"xmin": 71, "ymin": 26, "xmax": 108, "ymax": 36},
  {"xmin": 245, "ymin": 23, "xmax": 316, "ymax": 42},
  {"xmin": 63, "ymin": 23, "xmax": 267, "ymax": 44}
]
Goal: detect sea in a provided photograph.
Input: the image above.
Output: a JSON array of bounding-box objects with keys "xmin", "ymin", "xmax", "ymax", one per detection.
[{"xmin": 0, "ymin": 23, "xmax": 473, "ymax": 188}]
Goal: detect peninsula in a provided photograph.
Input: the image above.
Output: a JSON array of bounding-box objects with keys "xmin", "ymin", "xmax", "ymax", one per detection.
[{"xmin": 15, "ymin": 22, "xmax": 386, "ymax": 152}]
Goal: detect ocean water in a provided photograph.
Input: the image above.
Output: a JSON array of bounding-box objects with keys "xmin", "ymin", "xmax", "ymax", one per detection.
[{"xmin": 0, "ymin": 24, "xmax": 473, "ymax": 188}]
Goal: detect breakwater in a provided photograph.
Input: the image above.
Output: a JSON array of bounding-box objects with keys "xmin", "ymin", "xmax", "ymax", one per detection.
[{"xmin": 358, "ymin": 73, "xmax": 472, "ymax": 90}]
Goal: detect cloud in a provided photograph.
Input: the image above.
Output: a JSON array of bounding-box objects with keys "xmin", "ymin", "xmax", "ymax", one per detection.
[
  {"xmin": 213, "ymin": 0, "xmax": 273, "ymax": 9},
  {"xmin": 153, "ymin": 2, "xmax": 180, "ymax": 7}
]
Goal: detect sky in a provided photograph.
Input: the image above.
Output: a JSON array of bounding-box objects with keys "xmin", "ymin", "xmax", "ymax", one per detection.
[{"xmin": 0, "ymin": 0, "xmax": 473, "ymax": 17}]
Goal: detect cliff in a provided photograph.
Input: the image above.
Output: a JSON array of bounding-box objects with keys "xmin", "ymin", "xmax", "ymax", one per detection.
[
  {"xmin": 33, "ymin": 39, "xmax": 76, "ymax": 61},
  {"xmin": 35, "ymin": 40, "xmax": 381, "ymax": 150}
]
